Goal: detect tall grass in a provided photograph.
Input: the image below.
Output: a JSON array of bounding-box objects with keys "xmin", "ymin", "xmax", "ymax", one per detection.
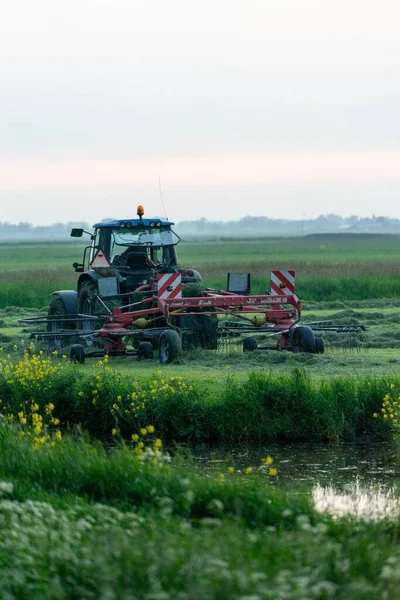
[
  {"xmin": 0, "ymin": 423, "xmax": 400, "ymax": 599},
  {"xmin": 1, "ymin": 238, "xmax": 400, "ymax": 308},
  {"xmin": 0, "ymin": 424, "xmax": 311, "ymax": 526},
  {"xmin": 0, "ymin": 352, "xmax": 395, "ymax": 442}
]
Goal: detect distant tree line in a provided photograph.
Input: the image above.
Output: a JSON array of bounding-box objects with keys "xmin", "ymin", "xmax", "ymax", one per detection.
[
  {"xmin": 177, "ymin": 214, "xmax": 400, "ymax": 238},
  {"xmin": 1, "ymin": 214, "xmax": 400, "ymax": 241}
]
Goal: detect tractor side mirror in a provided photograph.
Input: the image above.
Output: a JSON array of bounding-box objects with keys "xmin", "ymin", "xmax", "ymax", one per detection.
[
  {"xmin": 70, "ymin": 228, "xmax": 84, "ymax": 238},
  {"xmin": 73, "ymin": 262, "xmax": 84, "ymax": 272}
]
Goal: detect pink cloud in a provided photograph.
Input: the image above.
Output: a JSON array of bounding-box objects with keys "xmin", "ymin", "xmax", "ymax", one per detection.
[{"xmin": 0, "ymin": 153, "xmax": 399, "ymax": 191}]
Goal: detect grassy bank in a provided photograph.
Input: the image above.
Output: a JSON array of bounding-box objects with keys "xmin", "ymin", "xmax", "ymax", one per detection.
[
  {"xmin": 0, "ymin": 423, "xmax": 399, "ymax": 599},
  {"xmin": 0, "ymin": 351, "xmax": 395, "ymax": 442}
]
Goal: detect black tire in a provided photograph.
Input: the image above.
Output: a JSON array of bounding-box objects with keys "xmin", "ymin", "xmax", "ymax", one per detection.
[
  {"xmin": 69, "ymin": 344, "xmax": 86, "ymax": 364},
  {"xmin": 292, "ymin": 326, "xmax": 316, "ymax": 354},
  {"xmin": 243, "ymin": 337, "xmax": 258, "ymax": 352},
  {"xmin": 47, "ymin": 298, "xmax": 73, "ymax": 333},
  {"xmin": 78, "ymin": 281, "xmax": 97, "ymax": 318},
  {"xmin": 138, "ymin": 341, "xmax": 153, "ymax": 359},
  {"xmin": 78, "ymin": 281, "xmax": 107, "ymax": 331},
  {"xmin": 159, "ymin": 330, "xmax": 182, "ymax": 364},
  {"xmin": 315, "ymin": 337, "xmax": 325, "ymax": 354}
]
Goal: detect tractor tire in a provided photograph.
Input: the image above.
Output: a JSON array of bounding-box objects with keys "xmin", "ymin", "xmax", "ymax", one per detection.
[
  {"xmin": 243, "ymin": 337, "xmax": 258, "ymax": 352},
  {"xmin": 315, "ymin": 337, "xmax": 325, "ymax": 354},
  {"xmin": 159, "ymin": 330, "xmax": 182, "ymax": 364},
  {"xmin": 78, "ymin": 281, "xmax": 97, "ymax": 317},
  {"xmin": 47, "ymin": 298, "xmax": 72, "ymax": 333},
  {"xmin": 77, "ymin": 281, "xmax": 108, "ymax": 331},
  {"xmin": 69, "ymin": 344, "xmax": 86, "ymax": 364},
  {"xmin": 138, "ymin": 341, "xmax": 154, "ymax": 359},
  {"xmin": 47, "ymin": 298, "xmax": 76, "ymax": 348},
  {"xmin": 292, "ymin": 325, "xmax": 316, "ymax": 354}
]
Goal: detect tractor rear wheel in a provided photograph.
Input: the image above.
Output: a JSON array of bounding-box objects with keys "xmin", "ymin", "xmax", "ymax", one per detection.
[
  {"xmin": 292, "ymin": 326, "xmax": 316, "ymax": 354},
  {"xmin": 159, "ymin": 330, "xmax": 182, "ymax": 364},
  {"xmin": 243, "ymin": 337, "xmax": 258, "ymax": 352}
]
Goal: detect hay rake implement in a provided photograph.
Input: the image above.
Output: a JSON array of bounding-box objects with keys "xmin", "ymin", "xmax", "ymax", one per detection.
[{"xmin": 19, "ymin": 209, "xmax": 365, "ymax": 364}]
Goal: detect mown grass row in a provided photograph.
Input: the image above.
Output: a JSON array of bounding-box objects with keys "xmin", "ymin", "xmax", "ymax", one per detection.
[
  {"xmin": 0, "ymin": 351, "xmax": 395, "ymax": 442},
  {"xmin": 0, "ymin": 423, "xmax": 400, "ymax": 599}
]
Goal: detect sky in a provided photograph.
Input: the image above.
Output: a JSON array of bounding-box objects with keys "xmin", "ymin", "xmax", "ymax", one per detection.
[{"xmin": 1, "ymin": 0, "xmax": 399, "ymax": 225}]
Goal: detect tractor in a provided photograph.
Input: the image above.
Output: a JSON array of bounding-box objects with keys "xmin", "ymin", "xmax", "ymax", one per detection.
[{"xmin": 46, "ymin": 206, "xmax": 218, "ymax": 359}]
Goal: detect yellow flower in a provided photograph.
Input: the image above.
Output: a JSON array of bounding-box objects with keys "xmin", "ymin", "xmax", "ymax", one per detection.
[
  {"xmin": 140, "ymin": 427, "xmax": 147, "ymax": 436},
  {"xmin": 245, "ymin": 467, "xmax": 253, "ymax": 474},
  {"xmin": 146, "ymin": 425, "xmax": 155, "ymax": 434},
  {"xmin": 131, "ymin": 433, "xmax": 139, "ymax": 441},
  {"xmin": 268, "ymin": 467, "xmax": 278, "ymax": 476},
  {"xmin": 228, "ymin": 466, "xmax": 235, "ymax": 473},
  {"xmin": 111, "ymin": 428, "xmax": 118, "ymax": 436},
  {"xmin": 216, "ymin": 473, "xmax": 225, "ymax": 482},
  {"xmin": 54, "ymin": 430, "xmax": 62, "ymax": 442},
  {"xmin": 154, "ymin": 438, "xmax": 162, "ymax": 449}
]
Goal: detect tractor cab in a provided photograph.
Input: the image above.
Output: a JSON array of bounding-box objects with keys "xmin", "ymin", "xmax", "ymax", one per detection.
[
  {"xmin": 72, "ymin": 207, "xmax": 180, "ymax": 273},
  {"xmin": 70, "ymin": 207, "xmax": 202, "ymax": 316},
  {"xmin": 92, "ymin": 217, "xmax": 180, "ymax": 272}
]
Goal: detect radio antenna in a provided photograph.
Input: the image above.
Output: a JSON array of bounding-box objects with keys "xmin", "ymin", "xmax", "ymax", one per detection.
[{"xmin": 158, "ymin": 174, "xmax": 168, "ymax": 220}]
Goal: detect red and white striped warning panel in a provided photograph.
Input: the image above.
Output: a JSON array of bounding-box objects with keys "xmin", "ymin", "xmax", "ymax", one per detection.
[
  {"xmin": 270, "ymin": 270, "xmax": 296, "ymax": 295},
  {"xmin": 157, "ymin": 273, "xmax": 182, "ymax": 299},
  {"xmin": 90, "ymin": 249, "xmax": 111, "ymax": 269}
]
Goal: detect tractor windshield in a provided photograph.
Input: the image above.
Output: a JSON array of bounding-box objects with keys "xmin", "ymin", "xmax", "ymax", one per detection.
[
  {"xmin": 111, "ymin": 227, "xmax": 179, "ymax": 249},
  {"xmin": 108, "ymin": 227, "xmax": 179, "ymax": 268}
]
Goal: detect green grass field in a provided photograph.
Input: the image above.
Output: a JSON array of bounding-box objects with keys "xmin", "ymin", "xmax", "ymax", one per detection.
[
  {"xmin": 1, "ymin": 235, "xmax": 400, "ymax": 307},
  {"xmin": 1, "ymin": 236, "xmax": 400, "ymax": 599}
]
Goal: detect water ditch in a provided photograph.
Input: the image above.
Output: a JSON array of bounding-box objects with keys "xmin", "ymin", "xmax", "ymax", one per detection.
[{"xmin": 193, "ymin": 439, "xmax": 400, "ymax": 520}]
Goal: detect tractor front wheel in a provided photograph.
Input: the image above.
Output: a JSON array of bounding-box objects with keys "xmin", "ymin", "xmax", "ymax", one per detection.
[
  {"xmin": 78, "ymin": 282, "xmax": 97, "ymax": 318},
  {"xmin": 46, "ymin": 298, "xmax": 76, "ymax": 348},
  {"xmin": 47, "ymin": 298, "xmax": 72, "ymax": 333},
  {"xmin": 159, "ymin": 330, "xmax": 182, "ymax": 364}
]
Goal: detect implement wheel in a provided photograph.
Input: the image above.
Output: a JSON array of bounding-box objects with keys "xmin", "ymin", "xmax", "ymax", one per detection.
[
  {"xmin": 243, "ymin": 337, "xmax": 258, "ymax": 352},
  {"xmin": 138, "ymin": 341, "xmax": 154, "ymax": 359},
  {"xmin": 159, "ymin": 330, "xmax": 182, "ymax": 364},
  {"xmin": 292, "ymin": 326, "xmax": 316, "ymax": 354},
  {"xmin": 315, "ymin": 337, "xmax": 325, "ymax": 354},
  {"xmin": 69, "ymin": 344, "xmax": 85, "ymax": 364}
]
